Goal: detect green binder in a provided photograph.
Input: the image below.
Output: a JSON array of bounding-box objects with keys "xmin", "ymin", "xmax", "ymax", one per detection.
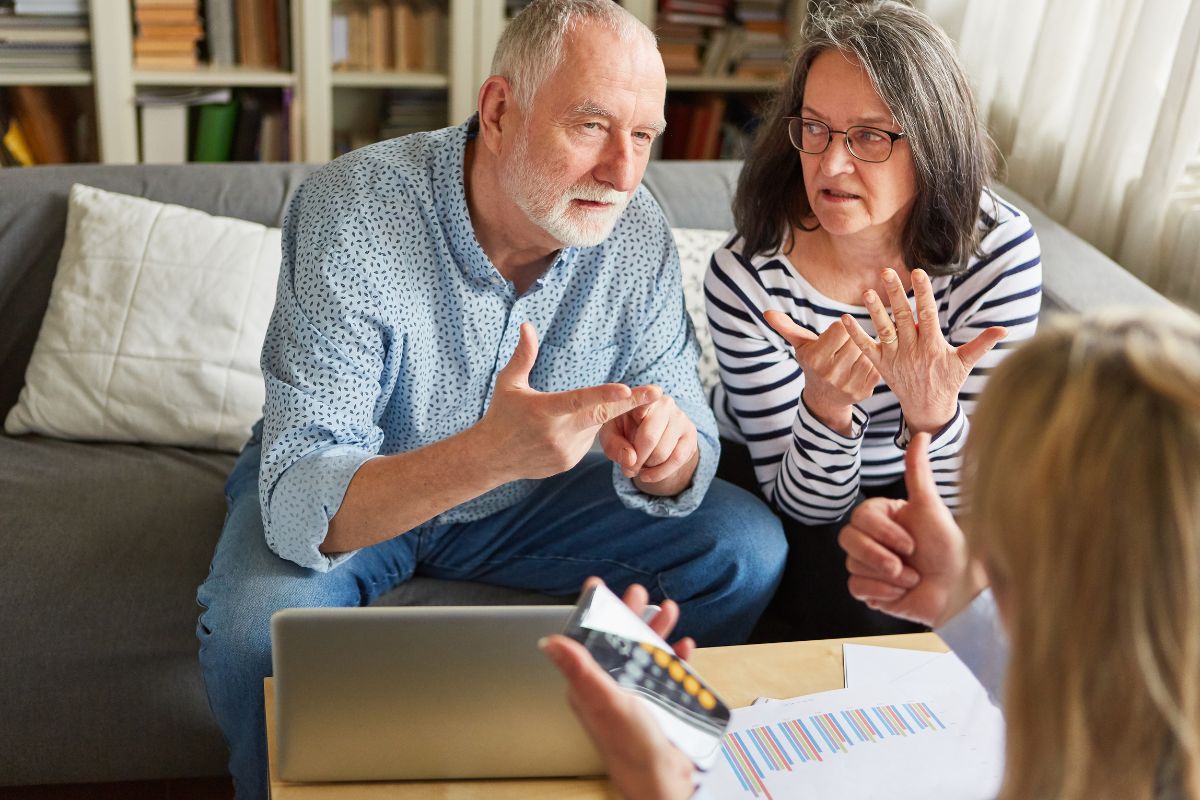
[{"xmin": 192, "ymin": 101, "xmax": 240, "ymax": 163}]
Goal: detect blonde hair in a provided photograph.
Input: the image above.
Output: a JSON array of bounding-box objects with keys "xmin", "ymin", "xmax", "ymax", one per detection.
[{"xmin": 964, "ymin": 308, "xmax": 1200, "ymax": 800}]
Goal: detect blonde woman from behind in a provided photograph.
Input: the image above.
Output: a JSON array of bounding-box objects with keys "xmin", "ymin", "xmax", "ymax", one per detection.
[
  {"xmin": 961, "ymin": 308, "xmax": 1200, "ymax": 800},
  {"xmin": 545, "ymin": 308, "xmax": 1200, "ymax": 800}
]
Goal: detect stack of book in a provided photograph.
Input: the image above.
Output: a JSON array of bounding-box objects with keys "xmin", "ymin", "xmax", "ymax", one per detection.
[
  {"xmin": 200, "ymin": 0, "xmax": 289, "ymax": 69},
  {"xmin": 656, "ymin": 0, "xmax": 729, "ymax": 76},
  {"xmin": 378, "ymin": 88, "xmax": 445, "ymax": 138},
  {"xmin": 731, "ymin": 0, "xmax": 790, "ymax": 79},
  {"xmin": 133, "ymin": 0, "xmax": 203, "ymax": 70},
  {"xmin": 0, "ymin": 0, "xmax": 89, "ymax": 72},
  {"xmin": 332, "ymin": 87, "xmax": 445, "ymax": 156},
  {"xmin": 331, "ymin": 0, "xmax": 448, "ymax": 73}
]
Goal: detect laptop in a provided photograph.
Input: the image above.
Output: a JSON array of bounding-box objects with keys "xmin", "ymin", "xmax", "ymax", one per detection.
[{"xmin": 270, "ymin": 605, "xmax": 604, "ymax": 782}]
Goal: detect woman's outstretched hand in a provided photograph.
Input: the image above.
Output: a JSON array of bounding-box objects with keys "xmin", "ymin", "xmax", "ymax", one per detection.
[
  {"xmin": 765, "ymin": 309, "xmax": 880, "ymax": 436},
  {"xmin": 840, "ymin": 268, "xmax": 1006, "ymax": 434}
]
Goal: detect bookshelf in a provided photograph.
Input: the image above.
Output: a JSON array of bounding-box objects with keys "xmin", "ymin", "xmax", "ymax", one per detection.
[
  {"xmin": 1, "ymin": 0, "xmax": 473, "ymax": 165},
  {"xmin": 0, "ymin": 0, "xmax": 801, "ymax": 166}
]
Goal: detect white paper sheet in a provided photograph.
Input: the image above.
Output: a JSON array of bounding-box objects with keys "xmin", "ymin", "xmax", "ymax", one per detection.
[
  {"xmin": 695, "ymin": 647, "xmax": 1005, "ymax": 799},
  {"xmin": 842, "ymin": 643, "xmax": 949, "ymax": 687}
]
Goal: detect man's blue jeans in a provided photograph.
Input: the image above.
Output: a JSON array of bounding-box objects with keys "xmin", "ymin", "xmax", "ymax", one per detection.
[{"xmin": 196, "ymin": 440, "xmax": 786, "ymax": 799}]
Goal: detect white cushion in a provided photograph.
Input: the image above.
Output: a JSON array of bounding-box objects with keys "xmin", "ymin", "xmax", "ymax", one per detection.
[
  {"xmin": 671, "ymin": 227, "xmax": 730, "ymax": 392},
  {"xmin": 4, "ymin": 184, "xmax": 282, "ymax": 451}
]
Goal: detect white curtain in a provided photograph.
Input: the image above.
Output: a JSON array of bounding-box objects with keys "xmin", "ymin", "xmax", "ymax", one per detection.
[{"xmin": 913, "ymin": 0, "xmax": 1200, "ymax": 309}]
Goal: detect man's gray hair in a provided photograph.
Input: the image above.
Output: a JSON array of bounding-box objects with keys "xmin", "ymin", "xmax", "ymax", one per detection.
[
  {"xmin": 734, "ymin": 0, "xmax": 998, "ymax": 274},
  {"xmin": 491, "ymin": 0, "xmax": 656, "ymax": 110}
]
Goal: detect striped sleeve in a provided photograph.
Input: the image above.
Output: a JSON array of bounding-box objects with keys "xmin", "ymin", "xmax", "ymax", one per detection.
[{"xmin": 705, "ymin": 245, "xmax": 870, "ymax": 523}]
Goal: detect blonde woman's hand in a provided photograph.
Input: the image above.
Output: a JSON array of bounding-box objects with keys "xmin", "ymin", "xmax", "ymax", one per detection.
[
  {"xmin": 541, "ymin": 579, "xmax": 696, "ymax": 800},
  {"xmin": 764, "ymin": 309, "xmax": 880, "ymax": 436},
  {"xmin": 541, "ymin": 635, "xmax": 694, "ymax": 800},
  {"xmin": 838, "ymin": 433, "xmax": 985, "ymax": 626},
  {"xmin": 840, "ymin": 268, "xmax": 1007, "ymax": 434}
]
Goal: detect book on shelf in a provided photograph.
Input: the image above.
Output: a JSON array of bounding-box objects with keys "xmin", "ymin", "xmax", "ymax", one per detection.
[
  {"xmin": 662, "ymin": 0, "xmax": 730, "ymax": 12},
  {"xmin": 7, "ymin": 84, "xmax": 71, "ymax": 162},
  {"xmin": 333, "ymin": 0, "xmax": 447, "ymax": 73},
  {"xmin": 660, "ymin": 41, "xmax": 702, "ymax": 75},
  {"xmin": 234, "ymin": 0, "xmax": 270, "ymax": 67},
  {"xmin": 134, "ymin": 5, "xmax": 198, "ymax": 26},
  {"xmin": 0, "ymin": 39, "xmax": 88, "ymax": 70},
  {"xmin": 192, "ymin": 99, "xmax": 239, "ymax": 162},
  {"xmin": 660, "ymin": 93, "xmax": 739, "ymax": 159},
  {"xmin": 331, "ymin": 6, "xmax": 350, "ymax": 68},
  {"xmin": 204, "ymin": 0, "xmax": 235, "ymax": 66},
  {"xmin": 12, "ymin": 0, "xmax": 85, "ymax": 14},
  {"xmin": 0, "ymin": 91, "xmax": 30, "ymax": 167},
  {"xmin": 139, "ymin": 103, "xmax": 188, "ymax": 163},
  {"xmin": 368, "ymin": 0, "xmax": 390, "ymax": 70},
  {"xmin": 257, "ymin": 89, "xmax": 291, "ymax": 162},
  {"xmin": 0, "ymin": 24, "xmax": 87, "ymax": 43},
  {"xmin": 282, "ymin": 86, "xmax": 297, "ymax": 161}
]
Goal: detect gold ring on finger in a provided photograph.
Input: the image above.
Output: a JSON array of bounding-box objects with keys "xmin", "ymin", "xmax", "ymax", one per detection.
[{"xmin": 878, "ymin": 331, "xmax": 898, "ymax": 345}]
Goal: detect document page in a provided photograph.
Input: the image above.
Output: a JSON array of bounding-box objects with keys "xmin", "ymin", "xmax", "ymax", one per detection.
[{"xmin": 695, "ymin": 646, "xmax": 1005, "ymax": 799}]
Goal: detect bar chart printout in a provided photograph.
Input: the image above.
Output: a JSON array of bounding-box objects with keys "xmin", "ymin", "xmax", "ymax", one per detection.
[
  {"xmin": 720, "ymin": 701, "xmax": 945, "ymax": 798},
  {"xmin": 696, "ymin": 684, "xmax": 1004, "ymax": 800}
]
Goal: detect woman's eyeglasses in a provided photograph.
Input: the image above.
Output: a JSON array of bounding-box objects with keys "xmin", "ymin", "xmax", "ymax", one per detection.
[{"xmin": 785, "ymin": 116, "xmax": 907, "ymax": 163}]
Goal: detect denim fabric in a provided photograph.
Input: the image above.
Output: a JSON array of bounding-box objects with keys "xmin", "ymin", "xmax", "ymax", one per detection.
[{"xmin": 197, "ymin": 440, "xmax": 785, "ymax": 799}]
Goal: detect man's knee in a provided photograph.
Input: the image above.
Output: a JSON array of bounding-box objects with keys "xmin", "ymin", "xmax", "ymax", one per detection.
[{"xmin": 687, "ymin": 479, "xmax": 787, "ymax": 589}]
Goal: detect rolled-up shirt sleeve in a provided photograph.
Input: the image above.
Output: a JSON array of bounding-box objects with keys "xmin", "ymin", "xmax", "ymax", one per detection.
[
  {"xmin": 258, "ymin": 174, "xmax": 392, "ymax": 571},
  {"xmin": 611, "ymin": 222, "xmax": 718, "ymax": 516}
]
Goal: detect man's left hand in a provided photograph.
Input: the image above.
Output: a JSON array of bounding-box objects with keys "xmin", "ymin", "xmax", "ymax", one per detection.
[{"xmin": 599, "ymin": 393, "xmax": 699, "ymax": 495}]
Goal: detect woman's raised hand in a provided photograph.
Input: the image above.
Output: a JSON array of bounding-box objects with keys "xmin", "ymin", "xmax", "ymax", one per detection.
[
  {"xmin": 765, "ymin": 309, "xmax": 880, "ymax": 436},
  {"xmin": 840, "ymin": 268, "xmax": 1007, "ymax": 434}
]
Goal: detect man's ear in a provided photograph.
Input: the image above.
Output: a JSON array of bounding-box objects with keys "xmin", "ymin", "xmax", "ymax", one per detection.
[{"xmin": 477, "ymin": 75, "xmax": 517, "ymax": 156}]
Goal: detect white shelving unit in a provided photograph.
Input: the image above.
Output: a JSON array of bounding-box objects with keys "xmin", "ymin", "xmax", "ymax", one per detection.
[{"xmin": 3, "ymin": 0, "xmax": 794, "ymax": 165}]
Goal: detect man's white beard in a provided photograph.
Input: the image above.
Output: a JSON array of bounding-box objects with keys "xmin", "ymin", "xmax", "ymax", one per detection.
[{"xmin": 501, "ymin": 128, "xmax": 631, "ymax": 248}]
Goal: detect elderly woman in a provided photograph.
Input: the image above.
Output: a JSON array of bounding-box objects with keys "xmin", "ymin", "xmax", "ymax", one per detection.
[
  {"xmin": 705, "ymin": 0, "xmax": 1042, "ymax": 638},
  {"xmin": 543, "ymin": 307, "xmax": 1200, "ymax": 800}
]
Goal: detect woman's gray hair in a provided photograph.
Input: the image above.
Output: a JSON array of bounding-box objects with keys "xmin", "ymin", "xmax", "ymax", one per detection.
[
  {"xmin": 733, "ymin": 0, "xmax": 998, "ymax": 275},
  {"xmin": 492, "ymin": 0, "xmax": 655, "ymax": 111}
]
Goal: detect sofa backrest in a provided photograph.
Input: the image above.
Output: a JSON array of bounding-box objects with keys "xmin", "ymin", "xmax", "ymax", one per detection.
[
  {"xmin": 0, "ymin": 160, "xmax": 742, "ymax": 419},
  {"xmin": 0, "ymin": 158, "xmax": 1170, "ymax": 421}
]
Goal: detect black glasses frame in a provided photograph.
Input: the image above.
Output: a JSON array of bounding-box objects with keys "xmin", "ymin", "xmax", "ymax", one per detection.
[{"xmin": 784, "ymin": 116, "xmax": 908, "ymax": 163}]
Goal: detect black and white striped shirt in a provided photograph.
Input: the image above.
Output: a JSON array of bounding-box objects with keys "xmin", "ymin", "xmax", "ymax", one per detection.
[{"xmin": 705, "ymin": 190, "xmax": 1042, "ymax": 524}]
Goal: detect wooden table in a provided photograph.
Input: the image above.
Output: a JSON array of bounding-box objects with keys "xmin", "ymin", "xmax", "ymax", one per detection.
[{"xmin": 265, "ymin": 632, "xmax": 946, "ymax": 799}]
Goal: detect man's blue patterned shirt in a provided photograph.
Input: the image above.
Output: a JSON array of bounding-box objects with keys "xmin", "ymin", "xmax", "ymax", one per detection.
[{"xmin": 256, "ymin": 121, "xmax": 718, "ymax": 571}]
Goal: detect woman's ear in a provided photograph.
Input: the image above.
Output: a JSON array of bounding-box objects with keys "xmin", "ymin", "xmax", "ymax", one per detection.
[{"xmin": 476, "ymin": 75, "xmax": 517, "ymax": 156}]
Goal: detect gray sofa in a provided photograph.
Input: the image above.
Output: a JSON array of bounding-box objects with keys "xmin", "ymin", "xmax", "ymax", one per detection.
[{"xmin": 0, "ymin": 159, "xmax": 1170, "ymax": 788}]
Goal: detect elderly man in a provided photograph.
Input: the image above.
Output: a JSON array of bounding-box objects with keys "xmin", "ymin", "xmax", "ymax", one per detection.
[{"xmin": 196, "ymin": 0, "xmax": 785, "ymax": 796}]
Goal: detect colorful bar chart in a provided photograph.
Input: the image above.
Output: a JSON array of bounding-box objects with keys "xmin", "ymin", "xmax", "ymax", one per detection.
[{"xmin": 718, "ymin": 702, "xmax": 947, "ymax": 798}]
